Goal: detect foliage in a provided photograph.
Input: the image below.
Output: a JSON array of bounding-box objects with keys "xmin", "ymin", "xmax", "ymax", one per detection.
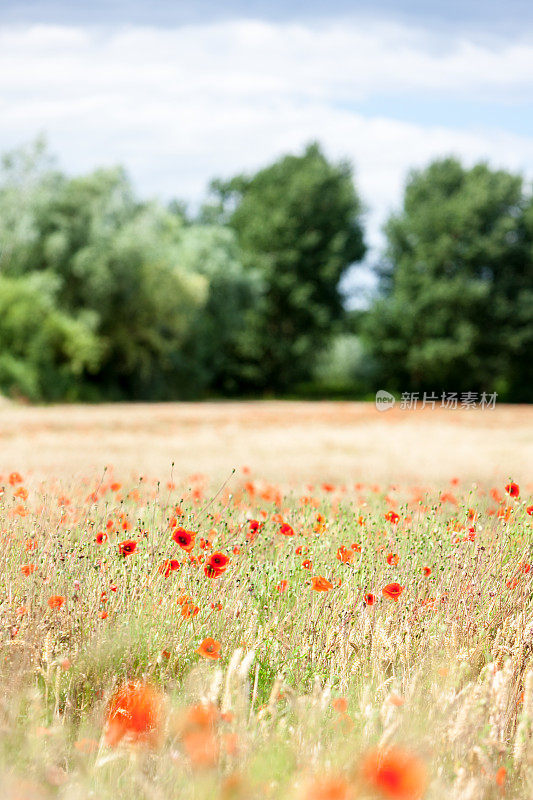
[
  {"xmin": 209, "ymin": 143, "xmax": 366, "ymax": 392},
  {"xmin": 364, "ymin": 158, "xmax": 533, "ymax": 399}
]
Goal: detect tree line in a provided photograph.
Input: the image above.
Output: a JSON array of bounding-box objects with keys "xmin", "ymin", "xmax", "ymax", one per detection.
[{"xmin": 0, "ymin": 138, "xmax": 531, "ymax": 402}]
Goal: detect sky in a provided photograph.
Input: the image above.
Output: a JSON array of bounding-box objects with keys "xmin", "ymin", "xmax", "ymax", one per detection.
[{"xmin": 1, "ymin": 1, "xmax": 533, "ymax": 302}]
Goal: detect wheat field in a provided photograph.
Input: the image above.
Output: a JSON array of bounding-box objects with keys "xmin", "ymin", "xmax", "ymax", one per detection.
[{"xmin": 0, "ymin": 401, "xmax": 532, "ymax": 799}]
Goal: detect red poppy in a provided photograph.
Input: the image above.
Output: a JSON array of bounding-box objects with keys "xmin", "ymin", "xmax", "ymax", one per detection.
[
  {"xmin": 159, "ymin": 559, "xmax": 180, "ymax": 577},
  {"xmin": 197, "ymin": 638, "xmax": 221, "ymax": 660},
  {"xmin": 361, "ymin": 746, "xmax": 427, "ymax": 800},
  {"xmin": 337, "ymin": 546, "xmax": 354, "ymax": 564},
  {"xmin": 385, "ymin": 511, "xmax": 400, "ymax": 524},
  {"xmin": 104, "ymin": 681, "xmax": 163, "ymax": 747},
  {"xmin": 276, "ymin": 580, "xmax": 288, "ymax": 593},
  {"xmin": 204, "ymin": 551, "xmax": 229, "ymax": 578},
  {"xmin": 302, "ymin": 559, "xmax": 313, "ymax": 570},
  {"xmin": 21, "ymin": 564, "xmax": 36, "ymax": 577},
  {"xmin": 279, "ymin": 523, "xmax": 295, "ymax": 536},
  {"xmin": 172, "ymin": 528, "xmax": 196, "ymax": 552},
  {"xmin": 96, "ymin": 532, "xmax": 107, "ymax": 544},
  {"xmin": 48, "ymin": 595, "xmax": 65, "ymax": 610},
  {"xmin": 422, "ymin": 567, "xmax": 431, "ymax": 577},
  {"xmin": 505, "ymin": 482, "xmax": 520, "ymax": 498},
  {"xmin": 311, "ymin": 576, "xmax": 333, "ymax": 592},
  {"xmin": 386, "ymin": 553, "xmax": 399, "ymax": 566},
  {"xmin": 9, "ymin": 472, "xmax": 23, "ymax": 486},
  {"xmin": 527, "ymin": 505, "xmax": 533, "ymax": 517},
  {"xmin": 118, "ymin": 540, "xmax": 137, "ymax": 556},
  {"xmin": 383, "ymin": 583, "xmax": 404, "ymax": 601},
  {"xmin": 364, "ymin": 593, "xmax": 375, "ymax": 606}
]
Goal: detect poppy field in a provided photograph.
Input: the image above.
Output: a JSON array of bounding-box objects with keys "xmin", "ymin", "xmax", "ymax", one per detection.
[{"xmin": 0, "ymin": 402, "xmax": 532, "ymax": 799}]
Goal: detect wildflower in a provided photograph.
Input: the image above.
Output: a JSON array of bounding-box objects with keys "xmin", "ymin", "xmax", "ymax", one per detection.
[
  {"xmin": 159, "ymin": 559, "xmax": 180, "ymax": 577},
  {"xmin": 118, "ymin": 540, "xmax": 137, "ymax": 556},
  {"xmin": 302, "ymin": 559, "xmax": 313, "ymax": 570},
  {"xmin": 364, "ymin": 593, "xmax": 375, "ymax": 606},
  {"xmin": 361, "ymin": 746, "xmax": 427, "ymax": 800},
  {"xmin": 182, "ymin": 729, "xmax": 219, "ymax": 768},
  {"xmin": 505, "ymin": 482, "xmax": 519, "ymax": 498},
  {"xmin": 337, "ymin": 546, "xmax": 354, "ymax": 564},
  {"xmin": 104, "ymin": 680, "xmax": 163, "ymax": 747},
  {"xmin": 311, "ymin": 576, "xmax": 333, "ymax": 592},
  {"xmin": 382, "ymin": 583, "xmax": 404, "ymax": 602},
  {"xmin": 21, "ymin": 564, "xmax": 36, "ymax": 576},
  {"xmin": 422, "ymin": 567, "xmax": 431, "ymax": 577},
  {"xmin": 9, "ymin": 472, "xmax": 23, "ymax": 486},
  {"xmin": 333, "ymin": 698, "xmax": 348, "ymax": 714},
  {"xmin": 385, "ymin": 511, "xmax": 400, "ymax": 524},
  {"xmin": 14, "ymin": 487, "xmax": 28, "ymax": 500},
  {"xmin": 276, "ymin": 580, "xmax": 288, "ymax": 592},
  {"xmin": 172, "ymin": 527, "xmax": 196, "ymax": 552},
  {"xmin": 206, "ymin": 552, "xmax": 230, "ymax": 574},
  {"xmin": 387, "ymin": 553, "xmax": 399, "ymax": 566},
  {"xmin": 303, "ymin": 777, "xmax": 351, "ymax": 800},
  {"xmin": 48, "ymin": 595, "xmax": 65, "ymax": 610},
  {"xmin": 280, "ymin": 522, "xmax": 295, "ymax": 536},
  {"xmin": 527, "ymin": 505, "xmax": 533, "ymax": 517},
  {"xmin": 495, "ymin": 766, "xmax": 506, "ymax": 787},
  {"xmin": 96, "ymin": 532, "xmax": 107, "ymax": 544},
  {"xmin": 197, "ymin": 638, "xmax": 221, "ymax": 660}
]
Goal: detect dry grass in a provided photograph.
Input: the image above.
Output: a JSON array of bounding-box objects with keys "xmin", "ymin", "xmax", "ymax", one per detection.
[
  {"xmin": 0, "ymin": 401, "xmax": 532, "ymax": 799},
  {"xmin": 0, "ymin": 401, "xmax": 532, "ymax": 487}
]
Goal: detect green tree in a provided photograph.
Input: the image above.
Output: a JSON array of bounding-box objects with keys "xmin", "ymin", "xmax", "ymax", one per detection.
[
  {"xmin": 0, "ymin": 272, "xmax": 100, "ymax": 401},
  {"xmin": 364, "ymin": 157, "xmax": 533, "ymax": 400},
  {"xmin": 173, "ymin": 225, "xmax": 261, "ymax": 396},
  {"xmin": 209, "ymin": 143, "xmax": 366, "ymax": 392}
]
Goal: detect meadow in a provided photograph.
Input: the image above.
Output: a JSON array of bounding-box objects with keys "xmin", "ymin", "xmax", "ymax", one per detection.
[{"xmin": 0, "ymin": 401, "xmax": 532, "ymax": 799}]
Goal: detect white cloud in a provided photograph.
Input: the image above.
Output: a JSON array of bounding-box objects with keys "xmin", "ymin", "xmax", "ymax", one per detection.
[{"xmin": 1, "ymin": 18, "xmax": 533, "ymax": 256}]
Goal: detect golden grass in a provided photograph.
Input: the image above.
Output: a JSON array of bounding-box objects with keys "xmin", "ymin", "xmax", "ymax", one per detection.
[{"xmin": 0, "ymin": 401, "xmax": 532, "ymax": 488}]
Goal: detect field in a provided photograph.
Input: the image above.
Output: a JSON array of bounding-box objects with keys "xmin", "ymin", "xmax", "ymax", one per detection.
[{"xmin": 0, "ymin": 401, "xmax": 533, "ymax": 800}]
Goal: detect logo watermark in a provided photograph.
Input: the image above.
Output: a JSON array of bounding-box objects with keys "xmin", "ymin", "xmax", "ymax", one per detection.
[
  {"xmin": 375, "ymin": 390, "xmax": 396, "ymax": 412},
  {"xmin": 375, "ymin": 391, "xmax": 498, "ymax": 411}
]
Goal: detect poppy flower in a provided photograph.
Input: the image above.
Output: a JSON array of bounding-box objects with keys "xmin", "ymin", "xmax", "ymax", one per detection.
[
  {"xmin": 495, "ymin": 767, "xmax": 506, "ymax": 787},
  {"xmin": 361, "ymin": 746, "xmax": 427, "ymax": 800},
  {"xmin": 21, "ymin": 564, "xmax": 36, "ymax": 577},
  {"xmin": 208, "ymin": 552, "xmax": 229, "ymax": 571},
  {"xmin": 48, "ymin": 595, "xmax": 65, "ymax": 610},
  {"xmin": 383, "ymin": 583, "xmax": 404, "ymax": 602},
  {"xmin": 280, "ymin": 523, "xmax": 295, "ymax": 536},
  {"xmin": 422, "ymin": 567, "xmax": 431, "ymax": 577},
  {"xmin": 118, "ymin": 540, "xmax": 137, "ymax": 556},
  {"xmin": 337, "ymin": 546, "xmax": 354, "ymax": 564},
  {"xmin": 527, "ymin": 506, "xmax": 533, "ymax": 517},
  {"xmin": 197, "ymin": 638, "xmax": 221, "ymax": 660},
  {"xmin": 332, "ymin": 697, "xmax": 348, "ymax": 714},
  {"xmin": 172, "ymin": 528, "xmax": 196, "ymax": 552},
  {"xmin": 104, "ymin": 680, "xmax": 163, "ymax": 747},
  {"xmin": 182, "ymin": 729, "xmax": 219, "ymax": 768},
  {"xmin": 364, "ymin": 593, "xmax": 375, "ymax": 606},
  {"xmin": 159, "ymin": 559, "xmax": 180, "ymax": 577},
  {"xmin": 303, "ymin": 777, "xmax": 351, "ymax": 800},
  {"xmin": 505, "ymin": 482, "xmax": 519, "ymax": 498},
  {"xmin": 386, "ymin": 553, "xmax": 399, "ymax": 566},
  {"xmin": 96, "ymin": 532, "xmax": 107, "ymax": 544},
  {"xmin": 9, "ymin": 472, "xmax": 23, "ymax": 486},
  {"xmin": 311, "ymin": 576, "xmax": 333, "ymax": 592},
  {"xmin": 385, "ymin": 511, "xmax": 400, "ymax": 524},
  {"xmin": 302, "ymin": 559, "xmax": 313, "ymax": 570},
  {"xmin": 276, "ymin": 580, "xmax": 288, "ymax": 593}
]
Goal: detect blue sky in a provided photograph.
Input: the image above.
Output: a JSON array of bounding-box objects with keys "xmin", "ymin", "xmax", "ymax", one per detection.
[{"xmin": 1, "ymin": 1, "xmax": 533, "ymax": 302}]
